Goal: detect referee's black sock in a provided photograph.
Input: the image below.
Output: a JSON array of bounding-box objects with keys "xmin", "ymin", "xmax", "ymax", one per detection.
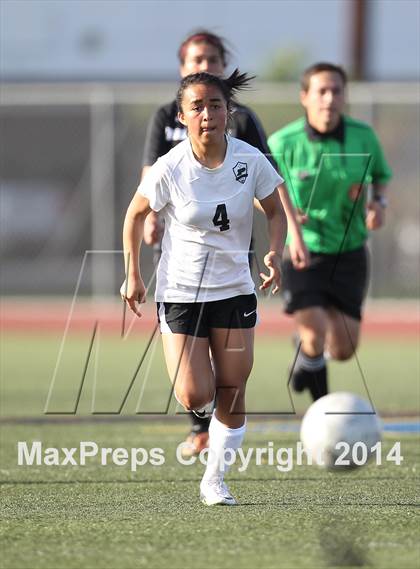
[
  {"xmin": 291, "ymin": 350, "xmax": 328, "ymax": 401},
  {"xmin": 190, "ymin": 411, "xmax": 210, "ymax": 434}
]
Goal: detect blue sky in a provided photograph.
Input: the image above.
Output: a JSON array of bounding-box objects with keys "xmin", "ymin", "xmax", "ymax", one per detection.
[{"xmin": 1, "ymin": 0, "xmax": 419, "ymax": 80}]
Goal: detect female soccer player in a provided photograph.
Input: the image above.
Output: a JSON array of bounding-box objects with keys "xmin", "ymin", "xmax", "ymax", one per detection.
[
  {"xmin": 142, "ymin": 30, "xmax": 308, "ymax": 456},
  {"xmin": 121, "ymin": 70, "xmax": 287, "ymax": 505}
]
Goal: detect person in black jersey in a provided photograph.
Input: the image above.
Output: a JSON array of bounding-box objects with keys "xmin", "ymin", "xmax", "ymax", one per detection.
[
  {"xmin": 142, "ymin": 31, "xmax": 277, "ymax": 252},
  {"xmin": 141, "ymin": 30, "xmax": 307, "ymax": 457}
]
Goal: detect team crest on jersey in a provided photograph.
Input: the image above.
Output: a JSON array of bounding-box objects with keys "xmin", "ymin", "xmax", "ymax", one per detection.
[{"xmin": 233, "ymin": 162, "xmax": 248, "ymax": 184}]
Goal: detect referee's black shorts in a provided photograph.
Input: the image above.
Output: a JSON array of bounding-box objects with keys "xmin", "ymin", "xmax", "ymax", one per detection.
[{"xmin": 281, "ymin": 246, "xmax": 369, "ymax": 321}]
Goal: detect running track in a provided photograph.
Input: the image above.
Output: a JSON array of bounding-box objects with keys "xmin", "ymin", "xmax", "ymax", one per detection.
[{"xmin": 1, "ymin": 299, "xmax": 419, "ymax": 337}]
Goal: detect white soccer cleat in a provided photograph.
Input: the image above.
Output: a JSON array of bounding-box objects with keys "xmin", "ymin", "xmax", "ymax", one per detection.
[{"xmin": 200, "ymin": 478, "xmax": 237, "ymax": 506}]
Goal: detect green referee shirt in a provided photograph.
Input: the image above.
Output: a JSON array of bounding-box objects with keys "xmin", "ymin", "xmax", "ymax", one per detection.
[{"xmin": 268, "ymin": 115, "xmax": 392, "ymax": 254}]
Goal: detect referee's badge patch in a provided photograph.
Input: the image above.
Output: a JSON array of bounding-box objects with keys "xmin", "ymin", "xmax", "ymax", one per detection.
[
  {"xmin": 298, "ymin": 170, "xmax": 311, "ymax": 180},
  {"xmin": 233, "ymin": 162, "xmax": 248, "ymax": 184}
]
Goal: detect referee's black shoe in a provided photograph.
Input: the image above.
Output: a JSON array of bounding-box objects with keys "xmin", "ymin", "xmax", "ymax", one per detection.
[
  {"xmin": 291, "ymin": 367, "xmax": 310, "ymax": 393},
  {"xmin": 290, "ymin": 366, "xmax": 328, "ymax": 401}
]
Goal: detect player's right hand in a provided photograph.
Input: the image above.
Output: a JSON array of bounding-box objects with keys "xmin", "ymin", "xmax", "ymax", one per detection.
[
  {"xmin": 289, "ymin": 234, "xmax": 310, "ymax": 270},
  {"xmin": 120, "ymin": 277, "xmax": 146, "ymax": 317},
  {"xmin": 143, "ymin": 211, "xmax": 163, "ymax": 245}
]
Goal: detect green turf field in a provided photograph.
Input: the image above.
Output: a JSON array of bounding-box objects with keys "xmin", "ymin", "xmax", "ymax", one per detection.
[
  {"xmin": 1, "ymin": 423, "xmax": 419, "ymax": 569},
  {"xmin": 2, "ymin": 333, "xmax": 419, "ymax": 416},
  {"xmin": 1, "ymin": 332, "xmax": 419, "ymax": 568}
]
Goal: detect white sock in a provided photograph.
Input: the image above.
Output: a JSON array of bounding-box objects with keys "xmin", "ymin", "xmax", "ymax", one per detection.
[{"xmin": 202, "ymin": 412, "xmax": 246, "ymax": 482}]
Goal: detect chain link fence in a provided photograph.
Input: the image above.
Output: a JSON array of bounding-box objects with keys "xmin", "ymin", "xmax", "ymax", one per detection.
[{"xmin": 1, "ymin": 82, "xmax": 419, "ymax": 298}]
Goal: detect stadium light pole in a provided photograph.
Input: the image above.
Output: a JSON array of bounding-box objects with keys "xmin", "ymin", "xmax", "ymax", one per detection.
[
  {"xmin": 351, "ymin": 0, "xmax": 368, "ymax": 80},
  {"xmin": 90, "ymin": 87, "xmax": 116, "ymax": 298}
]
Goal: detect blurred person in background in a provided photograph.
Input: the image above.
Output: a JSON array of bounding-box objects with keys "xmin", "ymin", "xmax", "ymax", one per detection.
[
  {"xmin": 141, "ymin": 30, "xmax": 307, "ymax": 457},
  {"xmin": 268, "ymin": 62, "xmax": 392, "ymax": 402}
]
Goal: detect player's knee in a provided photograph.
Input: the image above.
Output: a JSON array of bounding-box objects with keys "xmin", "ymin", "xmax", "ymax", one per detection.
[
  {"xmin": 301, "ymin": 331, "xmax": 326, "ymax": 356},
  {"xmin": 175, "ymin": 388, "xmax": 214, "ymax": 411},
  {"xmin": 329, "ymin": 344, "xmax": 356, "ymax": 361}
]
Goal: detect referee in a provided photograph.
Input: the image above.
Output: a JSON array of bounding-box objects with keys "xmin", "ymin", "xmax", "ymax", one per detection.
[
  {"xmin": 141, "ymin": 31, "xmax": 277, "ymax": 457},
  {"xmin": 268, "ymin": 62, "xmax": 392, "ymax": 401}
]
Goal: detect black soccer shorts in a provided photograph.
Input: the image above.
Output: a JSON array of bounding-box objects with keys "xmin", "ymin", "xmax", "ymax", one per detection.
[
  {"xmin": 156, "ymin": 293, "xmax": 257, "ymax": 337},
  {"xmin": 281, "ymin": 246, "xmax": 369, "ymax": 321}
]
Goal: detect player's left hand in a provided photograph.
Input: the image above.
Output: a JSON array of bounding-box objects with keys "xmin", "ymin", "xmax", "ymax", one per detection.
[
  {"xmin": 366, "ymin": 201, "xmax": 385, "ymax": 230},
  {"xmin": 260, "ymin": 251, "xmax": 282, "ymax": 294},
  {"xmin": 296, "ymin": 208, "xmax": 308, "ymax": 225}
]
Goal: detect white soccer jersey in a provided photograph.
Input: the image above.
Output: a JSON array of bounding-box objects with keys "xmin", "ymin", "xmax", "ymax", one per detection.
[{"xmin": 138, "ymin": 136, "xmax": 284, "ymax": 302}]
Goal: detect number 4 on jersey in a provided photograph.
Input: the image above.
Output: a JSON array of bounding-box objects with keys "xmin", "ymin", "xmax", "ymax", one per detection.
[{"xmin": 213, "ymin": 203, "xmax": 230, "ymax": 231}]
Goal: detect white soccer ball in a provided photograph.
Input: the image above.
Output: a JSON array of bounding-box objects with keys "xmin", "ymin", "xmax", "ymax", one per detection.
[{"xmin": 300, "ymin": 392, "xmax": 382, "ymax": 469}]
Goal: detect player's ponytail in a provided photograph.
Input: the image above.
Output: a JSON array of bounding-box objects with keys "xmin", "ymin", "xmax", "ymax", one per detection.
[
  {"xmin": 223, "ymin": 68, "xmax": 254, "ymax": 99},
  {"xmin": 177, "ymin": 69, "xmax": 255, "ymax": 112}
]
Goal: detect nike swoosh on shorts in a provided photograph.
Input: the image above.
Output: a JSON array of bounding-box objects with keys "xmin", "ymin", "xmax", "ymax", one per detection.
[{"xmin": 243, "ymin": 310, "xmax": 256, "ymax": 318}]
